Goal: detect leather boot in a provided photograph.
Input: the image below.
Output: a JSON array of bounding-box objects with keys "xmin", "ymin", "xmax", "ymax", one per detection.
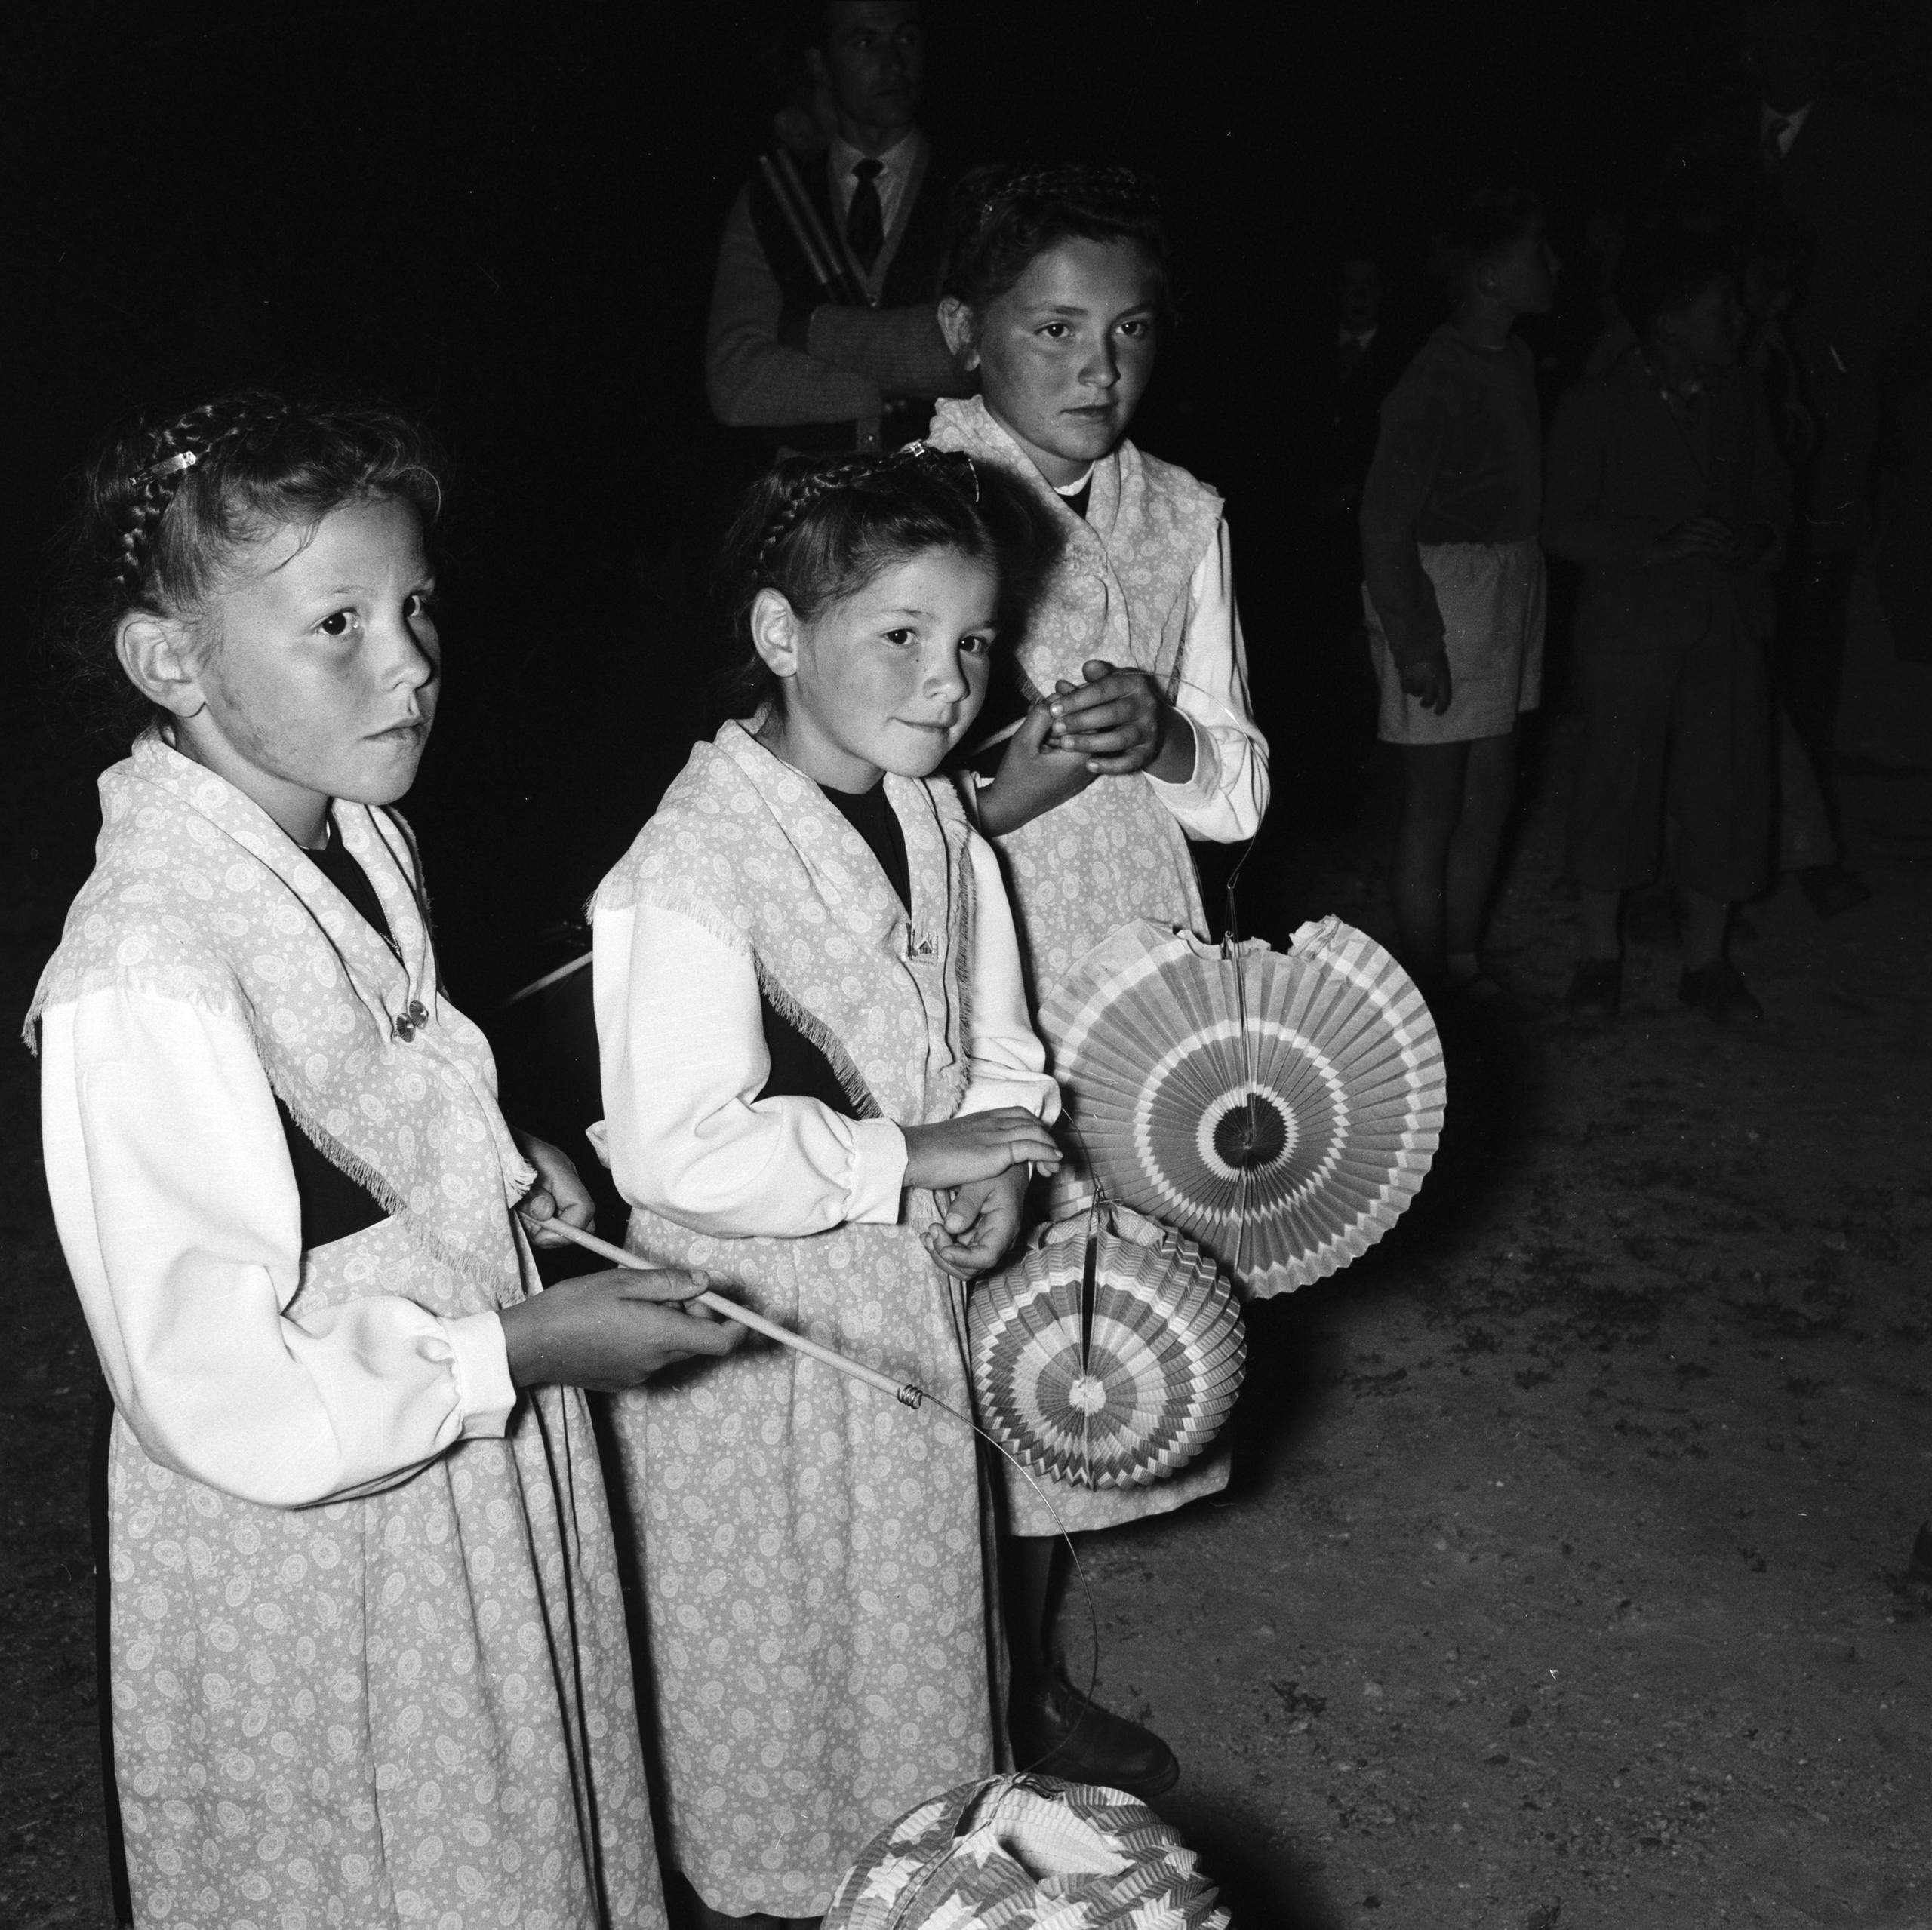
[{"xmin": 1010, "ymin": 1670, "xmax": 1180, "ymax": 1799}]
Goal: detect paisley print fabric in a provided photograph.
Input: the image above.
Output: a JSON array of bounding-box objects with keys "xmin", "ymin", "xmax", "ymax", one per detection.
[
  {"xmin": 595, "ymin": 724, "xmax": 1004, "ymax": 1919},
  {"xmin": 593, "ymin": 718, "xmax": 978, "ymax": 1128},
  {"xmin": 105, "ymin": 1218, "xmax": 660, "ymax": 1930},
  {"xmin": 924, "ymin": 397, "xmax": 1223, "ymax": 994},
  {"xmin": 926, "ymin": 401, "xmax": 1238, "ymax": 1535},
  {"xmin": 35, "ymin": 737, "xmax": 664, "ymax": 1928},
  {"xmin": 28, "ymin": 731, "xmax": 534, "ymax": 1294}
]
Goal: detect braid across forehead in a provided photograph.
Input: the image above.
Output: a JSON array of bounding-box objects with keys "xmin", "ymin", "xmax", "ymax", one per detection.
[
  {"xmin": 714, "ymin": 444, "xmax": 1047, "ymax": 720},
  {"xmin": 108, "ymin": 392, "xmax": 296, "ymax": 601},
  {"xmin": 54, "ymin": 386, "xmax": 446, "ymax": 741},
  {"xmin": 753, "ymin": 443, "xmax": 980, "ymax": 573}
]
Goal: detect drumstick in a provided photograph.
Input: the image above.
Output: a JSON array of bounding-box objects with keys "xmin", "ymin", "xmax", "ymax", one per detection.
[{"xmin": 519, "ymin": 1212, "xmax": 925, "ymax": 1409}]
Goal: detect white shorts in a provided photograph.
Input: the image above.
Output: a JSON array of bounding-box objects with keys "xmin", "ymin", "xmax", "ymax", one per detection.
[{"xmin": 1366, "ymin": 537, "xmax": 1546, "ymax": 745}]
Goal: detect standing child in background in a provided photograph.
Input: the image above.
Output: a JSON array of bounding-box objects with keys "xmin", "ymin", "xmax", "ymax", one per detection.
[
  {"xmin": 1545, "ymin": 232, "xmax": 1789, "ymax": 1022},
  {"xmin": 1361, "ymin": 186, "xmax": 1558, "ymax": 997},
  {"xmin": 929, "ymin": 161, "xmax": 1269, "ymax": 1799},
  {"xmin": 29, "ymin": 392, "xmax": 741, "ymax": 1930},
  {"xmin": 590, "ymin": 447, "xmax": 1062, "ymax": 1930}
]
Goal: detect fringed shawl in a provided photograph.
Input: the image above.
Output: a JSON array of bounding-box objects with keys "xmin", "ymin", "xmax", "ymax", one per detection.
[
  {"xmin": 927, "ymin": 395, "xmax": 1223, "ymax": 699},
  {"xmin": 26, "ymin": 733, "xmax": 532, "ymax": 1302},
  {"xmin": 592, "ymin": 719, "xmax": 978, "ymax": 1129}
]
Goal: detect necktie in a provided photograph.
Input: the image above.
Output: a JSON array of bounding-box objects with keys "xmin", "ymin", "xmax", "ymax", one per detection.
[
  {"xmin": 1762, "ymin": 116, "xmax": 1791, "ymax": 173},
  {"xmin": 847, "ymin": 158, "xmax": 884, "ymax": 273}
]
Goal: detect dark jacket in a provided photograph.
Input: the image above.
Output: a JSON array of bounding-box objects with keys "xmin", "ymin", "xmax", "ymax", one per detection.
[
  {"xmin": 1543, "ymin": 350, "xmax": 1790, "ymax": 656},
  {"xmin": 705, "ymin": 139, "xmax": 967, "ymax": 460}
]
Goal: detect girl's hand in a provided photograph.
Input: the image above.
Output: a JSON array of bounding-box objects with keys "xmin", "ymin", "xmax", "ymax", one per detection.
[
  {"xmin": 975, "ymin": 700, "xmax": 1097, "ymax": 837},
  {"xmin": 1046, "ymin": 660, "xmax": 1195, "ymax": 781},
  {"xmin": 1401, "ymin": 650, "xmax": 1454, "ymax": 715},
  {"xmin": 902, "ymin": 1109, "xmax": 1063, "ymax": 1190},
  {"xmin": 923, "ymin": 1168, "xmax": 1028, "ymax": 1280},
  {"xmin": 499, "ymin": 1268, "xmax": 745, "ymax": 1390},
  {"xmin": 514, "ymin": 1132, "xmax": 597, "ymax": 1248}
]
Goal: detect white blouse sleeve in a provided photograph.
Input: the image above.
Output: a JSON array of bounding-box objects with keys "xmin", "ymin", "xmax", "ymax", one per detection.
[
  {"xmin": 959, "ymin": 833, "xmax": 1062, "ymax": 1123},
  {"xmin": 1144, "ymin": 521, "xmax": 1272, "ymax": 842},
  {"xmin": 38, "ymin": 988, "xmax": 516, "ymax": 1511},
  {"xmin": 592, "ymin": 902, "xmax": 910, "ymax": 1237}
]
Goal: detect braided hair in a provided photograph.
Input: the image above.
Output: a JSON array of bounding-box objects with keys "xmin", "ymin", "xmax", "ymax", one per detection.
[
  {"xmin": 714, "ymin": 444, "xmax": 1050, "ymax": 716},
  {"xmin": 943, "ymin": 161, "xmax": 1171, "ymax": 317},
  {"xmin": 54, "ymin": 387, "xmax": 445, "ymax": 739}
]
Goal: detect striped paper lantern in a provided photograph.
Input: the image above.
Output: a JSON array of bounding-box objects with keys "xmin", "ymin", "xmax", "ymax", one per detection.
[
  {"xmin": 1040, "ymin": 917, "xmax": 1446, "ymax": 1297},
  {"xmin": 968, "ymin": 1205, "xmax": 1244, "ymax": 1489}
]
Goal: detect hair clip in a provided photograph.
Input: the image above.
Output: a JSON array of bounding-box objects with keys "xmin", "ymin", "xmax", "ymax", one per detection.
[
  {"xmin": 899, "ymin": 441, "xmax": 979, "ymax": 502},
  {"xmin": 137, "ymin": 450, "xmax": 199, "ymax": 485}
]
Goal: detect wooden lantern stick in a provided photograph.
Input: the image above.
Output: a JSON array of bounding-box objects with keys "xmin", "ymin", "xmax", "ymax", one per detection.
[{"xmin": 518, "ymin": 1212, "xmax": 925, "ymax": 1409}]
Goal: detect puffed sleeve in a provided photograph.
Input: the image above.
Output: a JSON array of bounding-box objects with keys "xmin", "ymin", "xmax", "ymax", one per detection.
[
  {"xmin": 958, "ymin": 832, "xmax": 1063, "ymax": 1123},
  {"xmin": 592, "ymin": 901, "xmax": 910, "ymax": 1237},
  {"xmin": 1145, "ymin": 522, "xmax": 1272, "ymax": 842},
  {"xmin": 38, "ymin": 989, "xmax": 516, "ymax": 1511}
]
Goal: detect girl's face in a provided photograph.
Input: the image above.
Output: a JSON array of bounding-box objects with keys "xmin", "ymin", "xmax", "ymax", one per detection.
[
  {"xmin": 754, "ymin": 546, "xmax": 997, "ymax": 793},
  {"xmin": 153, "ymin": 496, "xmax": 439, "ymax": 845},
  {"xmin": 949, "ymin": 237, "xmax": 1160, "ymax": 487}
]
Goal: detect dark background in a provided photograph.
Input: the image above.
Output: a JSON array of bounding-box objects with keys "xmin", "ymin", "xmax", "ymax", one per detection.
[{"xmin": 11, "ymin": 0, "xmax": 1931, "ymax": 1006}]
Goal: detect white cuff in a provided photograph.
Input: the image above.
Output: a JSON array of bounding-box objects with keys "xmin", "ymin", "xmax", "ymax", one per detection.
[
  {"xmin": 1145, "ymin": 716, "xmax": 1219, "ymax": 811},
  {"xmin": 445, "ymin": 1310, "xmax": 517, "ymax": 1437},
  {"xmin": 847, "ymin": 1117, "xmax": 909, "ymax": 1222}
]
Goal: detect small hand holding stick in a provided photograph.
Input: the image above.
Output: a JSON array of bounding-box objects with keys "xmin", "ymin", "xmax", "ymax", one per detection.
[{"xmin": 518, "ymin": 1212, "xmax": 928, "ymax": 1410}]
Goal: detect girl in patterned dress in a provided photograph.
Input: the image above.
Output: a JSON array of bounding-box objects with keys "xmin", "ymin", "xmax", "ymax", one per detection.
[
  {"xmin": 30, "ymin": 392, "xmax": 742, "ymax": 1930},
  {"xmin": 928, "ymin": 164, "xmax": 1270, "ymax": 1798},
  {"xmin": 589, "ymin": 448, "xmax": 1063, "ymax": 1928}
]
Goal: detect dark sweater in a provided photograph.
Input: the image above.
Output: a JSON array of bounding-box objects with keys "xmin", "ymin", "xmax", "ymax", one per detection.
[{"xmin": 1361, "ymin": 324, "xmax": 1543, "ymax": 664}]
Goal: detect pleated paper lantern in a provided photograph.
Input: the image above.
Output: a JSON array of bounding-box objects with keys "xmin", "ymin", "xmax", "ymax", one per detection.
[
  {"xmin": 1041, "ymin": 917, "xmax": 1445, "ymax": 1296},
  {"xmin": 822, "ymin": 1773, "xmax": 1231, "ymax": 1929},
  {"xmin": 968, "ymin": 1205, "xmax": 1244, "ymax": 1489}
]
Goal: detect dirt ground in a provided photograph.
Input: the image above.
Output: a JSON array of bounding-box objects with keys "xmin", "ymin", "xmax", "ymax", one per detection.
[{"xmin": 3, "ymin": 576, "xmax": 1930, "ymax": 1930}]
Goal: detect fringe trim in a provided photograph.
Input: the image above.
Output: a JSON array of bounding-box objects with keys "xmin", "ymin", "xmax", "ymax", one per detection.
[
  {"xmin": 608, "ymin": 881, "xmax": 887, "ymax": 1123},
  {"xmin": 24, "ymin": 963, "xmax": 246, "ymax": 1052},
  {"xmin": 30, "ymin": 964, "xmax": 518, "ymax": 1298},
  {"xmin": 263, "ymin": 1062, "xmax": 521, "ymax": 1298},
  {"xmin": 751, "ymin": 958, "xmax": 884, "ymax": 1123},
  {"xmin": 935, "ymin": 795, "xmax": 977, "ymax": 1123},
  {"xmin": 623, "ymin": 883, "xmax": 755, "ymax": 959}
]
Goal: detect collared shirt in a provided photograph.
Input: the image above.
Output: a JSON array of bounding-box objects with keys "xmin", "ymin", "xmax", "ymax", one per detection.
[
  {"xmin": 830, "ymin": 127, "xmax": 921, "ymax": 239},
  {"xmin": 1760, "ymin": 99, "xmax": 1814, "ymax": 164},
  {"xmin": 1340, "ymin": 326, "xmax": 1380, "ymax": 352}
]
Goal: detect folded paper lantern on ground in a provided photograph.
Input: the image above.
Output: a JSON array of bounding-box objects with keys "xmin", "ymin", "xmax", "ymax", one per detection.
[
  {"xmin": 968, "ymin": 1204, "xmax": 1244, "ymax": 1490},
  {"xmin": 1040, "ymin": 917, "xmax": 1446, "ymax": 1297},
  {"xmin": 821, "ymin": 1772, "xmax": 1231, "ymax": 1929}
]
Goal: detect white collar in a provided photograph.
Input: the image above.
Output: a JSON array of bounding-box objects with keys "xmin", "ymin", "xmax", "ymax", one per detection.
[
  {"xmin": 1054, "ymin": 466, "xmax": 1097, "ymax": 498},
  {"xmin": 1760, "ymin": 100, "xmax": 1814, "ymax": 146},
  {"xmin": 830, "ymin": 127, "xmax": 919, "ymax": 182}
]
